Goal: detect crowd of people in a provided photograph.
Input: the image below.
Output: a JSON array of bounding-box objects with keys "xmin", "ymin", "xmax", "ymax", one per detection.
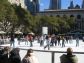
[
  {"xmin": 30, "ymin": 34, "xmax": 81, "ymax": 50},
  {"xmin": 17, "ymin": 34, "xmax": 83, "ymax": 49},
  {"xmin": 0, "ymin": 34, "xmax": 83, "ymax": 49},
  {"xmin": 0, "ymin": 46, "xmax": 78, "ymax": 63}
]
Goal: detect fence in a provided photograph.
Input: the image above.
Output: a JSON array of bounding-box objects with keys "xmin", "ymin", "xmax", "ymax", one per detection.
[{"xmin": 20, "ymin": 49, "xmax": 84, "ymax": 63}]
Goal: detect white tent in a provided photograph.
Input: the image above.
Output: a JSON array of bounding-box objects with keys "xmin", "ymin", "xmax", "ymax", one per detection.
[
  {"xmin": 15, "ymin": 31, "xmax": 23, "ymax": 34},
  {"xmin": 28, "ymin": 32, "xmax": 35, "ymax": 35},
  {"xmin": 0, "ymin": 31, "xmax": 6, "ymax": 34}
]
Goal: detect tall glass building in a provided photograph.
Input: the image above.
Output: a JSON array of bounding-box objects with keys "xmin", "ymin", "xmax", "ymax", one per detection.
[
  {"xmin": 33, "ymin": 0, "xmax": 39, "ymax": 12},
  {"xmin": 25, "ymin": 0, "xmax": 39, "ymax": 14},
  {"xmin": 49, "ymin": 0, "xmax": 61, "ymax": 10},
  {"xmin": 82, "ymin": 0, "xmax": 84, "ymax": 9}
]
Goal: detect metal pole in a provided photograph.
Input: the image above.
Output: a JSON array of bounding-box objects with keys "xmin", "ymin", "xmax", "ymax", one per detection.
[{"xmin": 51, "ymin": 52, "xmax": 55, "ymax": 63}]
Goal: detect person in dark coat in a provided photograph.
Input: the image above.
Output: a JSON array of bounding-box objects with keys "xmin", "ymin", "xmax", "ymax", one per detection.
[
  {"xmin": 9, "ymin": 48, "xmax": 21, "ymax": 63},
  {"xmin": 0, "ymin": 48, "xmax": 3, "ymax": 63},
  {"xmin": 60, "ymin": 47, "xmax": 78, "ymax": 63},
  {"xmin": 0, "ymin": 46, "xmax": 10, "ymax": 63},
  {"xmin": 10, "ymin": 34, "xmax": 15, "ymax": 48},
  {"xmin": 57, "ymin": 36, "xmax": 61, "ymax": 46}
]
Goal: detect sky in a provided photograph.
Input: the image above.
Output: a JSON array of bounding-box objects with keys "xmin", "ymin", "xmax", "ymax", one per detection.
[{"xmin": 39, "ymin": 0, "xmax": 83, "ymax": 11}]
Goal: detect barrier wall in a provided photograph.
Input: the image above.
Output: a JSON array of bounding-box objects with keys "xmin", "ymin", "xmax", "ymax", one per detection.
[{"xmin": 20, "ymin": 49, "xmax": 84, "ymax": 63}]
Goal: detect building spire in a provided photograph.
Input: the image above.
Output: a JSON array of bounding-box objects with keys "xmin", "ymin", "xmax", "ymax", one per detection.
[{"xmin": 82, "ymin": 0, "xmax": 84, "ymax": 9}]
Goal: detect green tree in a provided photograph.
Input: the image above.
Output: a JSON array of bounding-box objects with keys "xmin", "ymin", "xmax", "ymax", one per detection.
[
  {"xmin": 8, "ymin": 4, "xmax": 33, "ymax": 33},
  {"xmin": 0, "ymin": 0, "xmax": 18, "ymax": 33}
]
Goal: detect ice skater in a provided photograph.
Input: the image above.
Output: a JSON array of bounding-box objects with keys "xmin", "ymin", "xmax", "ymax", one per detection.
[
  {"xmin": 76, "ymin": 37, "xmax": 79, "ymax": 47},
  {"xmin": 44, "ymin": 35, "xmax": 51, "ymax": 50},
  {"xmin": 10, "ymin": 34, "xmax": 15, "ymax": 48},
  {"xmin": 61, "ymin": 37, "xmax": 65, "ymax": 47}
]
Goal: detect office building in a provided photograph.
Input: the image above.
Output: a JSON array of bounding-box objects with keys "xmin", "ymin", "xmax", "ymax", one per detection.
[
  {"xmin": 82, "ymin": 0, "xmax": 84, "ymax": 9},
  {"xmin": 49, "ymin": 0, "xmax": 61, "ymax": 10}
]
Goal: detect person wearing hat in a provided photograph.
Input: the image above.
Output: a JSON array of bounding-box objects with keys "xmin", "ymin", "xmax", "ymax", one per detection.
[
  {"xmin": 60, "ymin": 47, "xmax": 78, "ymax": 63},
  {"xmin": 22, "ymin": 49, "xmax": 39, "ymax": 63}
]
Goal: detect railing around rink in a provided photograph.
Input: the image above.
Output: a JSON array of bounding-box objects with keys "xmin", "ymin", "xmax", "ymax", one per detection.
[{"xmin": 20, "ymin": 48, "xmax": 84, "ymax": 63}]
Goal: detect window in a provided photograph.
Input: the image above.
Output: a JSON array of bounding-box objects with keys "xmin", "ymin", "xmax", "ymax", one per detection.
[
  {"xmin": 56, "ymin": 15, "xmax": 60, "ymax": 17},
  {"xmin": 77, "ymin": 15, "xmax": 81, "ymax": 19},
  {"xmin": 70, "ymin": 15, "xmax": 74, "ymax": 17}
]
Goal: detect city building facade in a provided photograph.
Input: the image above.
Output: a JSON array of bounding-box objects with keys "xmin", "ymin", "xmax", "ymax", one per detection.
[{"xmin": 39, "ymin": 9, "xmax": 84, "ymax": 31}]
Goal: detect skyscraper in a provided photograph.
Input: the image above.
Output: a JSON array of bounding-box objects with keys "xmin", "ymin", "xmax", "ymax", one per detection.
[
  {"xmin": 49, "ymin": 0, "xmax": 61, "ymax": 10},
  {"xmin": 68, "ymin": 0, "xmax": 74, "ymax": 9},
  {"xmin": 82, "ymin": 0, "xmax": 84, "ymax": 9},
  {"xmin": 33, "ymin": 0, "xmax": 39, "ymax": 12},
  {"xmin": 24, "ymin": 0, "xmax": 39, "ymax": 14}
]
